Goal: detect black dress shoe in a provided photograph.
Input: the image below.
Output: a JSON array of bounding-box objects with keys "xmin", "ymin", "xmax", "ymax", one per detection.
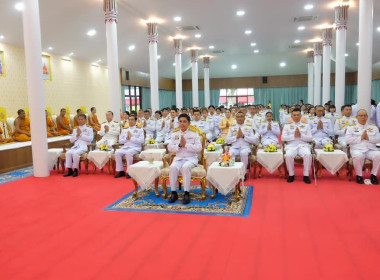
[
  {"xmin": 287, "ymin": 176, "xmax": 294, "ymax": 183},
  {"xmin": 356, "ymin": 176, "xmax": 364, "ymax": 184},
  {"xmin": 168, "ymin": 191, "xmax": 178, "ymax": 203},
  {"xmin": 244, "ymin": 174, "xmax": 247, "ymax": 181},
  {"xmin": 114, "ymin": 171, "xmax": 125, "ymax": 178},
  {"xmin": 126, "ymin": 174, "xmax": 131, "ymax": 179},
  {"xmin": 63, "ymin": 168, "xmax": 74, "ymax": 177},
  {"xmin": 183, "ymin": 191, "xmax": 191, "ymax": 204},
  {"xmin": 371, "ymin": 175, "xmax": 379, "ymax": 185},
  {"xmin": 303, "ymin": 176, "xmax": 311, "ymax": 184},
  {"xmin": 72, "ymin": 169, "xmax": 78, "ymax": 177}
]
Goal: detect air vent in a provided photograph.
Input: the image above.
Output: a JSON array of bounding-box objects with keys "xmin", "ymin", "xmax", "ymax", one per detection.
[
  {"xmin": 212, "ymin": 50, "xmax": 224, "ymax": 54},
  {"xmin": 289, "ymin": 44, "xmax": 307, "ymax": 49},
  {"xmin": 293, "ymin": 16, "xmax": 319, "ymax": 22},
  {"xmin": 176, "ymin": 26, "xmax": 200, "ymax": 31}
]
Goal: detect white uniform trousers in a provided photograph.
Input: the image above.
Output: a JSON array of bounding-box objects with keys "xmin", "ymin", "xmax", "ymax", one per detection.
[
  {"xmin": 115, "ymin": 147, "xmax": 140, "ymax": 172},
  {"xmin": 206, "ymin": 132, "xmax": 215, "ymax": 141},
  {"xmin": 169, "ymin": 158, "xmax": 197, "ymax": 192},
  {"xmin": 285, "ymin": 146, "xmax": 312, "ymax": 176},
  {"xmin": 65, "ymin": 147, "xmax": 87, "ymax": 169},
  {"xmin": 338, "ymin": 138, "xmax": 346, "ymax": 147},
  {"xmin": 262, "ymin": 138, "xmax": 279, "ymax": 147},
  {"xmin": 351, "ymin": 150, "xmax": 380, "ymax": 176},
  {"xmin": 314, "ymin": 137, "xmax": 332, "ymax": 149},
  {"xmin": 230, "ymin": 147, "xmax": 251, "ymax": 170},
  {"xmin": 96, "ymin": 138, "xmax": 117, "ymax": 149}
]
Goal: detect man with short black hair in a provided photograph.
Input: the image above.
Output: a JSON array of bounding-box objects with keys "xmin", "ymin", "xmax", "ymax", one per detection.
[
  {"xmin": 309, "ymin": 105, "xmax": 333, "ymax": 148},
  {"xmin": 97, "ymin": 111, "xmax": 120, "ymax": 148},
  {"xmin": 164, "ymin": 109, "xmax": 179, "ymax": 143},
  {"xmin": 191, "ymin": 109, "xmax": 209, "ymax": 135},
  {"xmin": 334, "ymin": 104, "xmax": 355, "ymax": 147}
]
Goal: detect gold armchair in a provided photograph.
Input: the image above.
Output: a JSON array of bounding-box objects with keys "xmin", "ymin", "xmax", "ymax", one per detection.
[
  {"xmin": 160, "ymin": 131, "xmax": 207, "ymax": 200},
  {"xmin": 59, "ymin": 143, "xmax": 92, "ymax": 174}
]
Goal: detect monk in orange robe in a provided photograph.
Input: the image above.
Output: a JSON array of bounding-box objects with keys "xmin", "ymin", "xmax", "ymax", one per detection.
[
  {"xmin": 88, "ymin": 107, "xmax": 101, "ymax": 131},
  {"xmin": 0, "ymin": 122, "xmax": 14, "ymax": 144},
  {"xmin": 13, "ymin": 109, "xmax": 31, "ymax": 142},
  {"xmin": 56, "ymin": 108, "xmax": 73, "ymax": 135},
  {"xmin": 46, "ymin": 110, "xmax": 58, "ymax": 137},
  {"xmin": 73, "ymin": 108, "xmax": 83, "ymax": 128}
]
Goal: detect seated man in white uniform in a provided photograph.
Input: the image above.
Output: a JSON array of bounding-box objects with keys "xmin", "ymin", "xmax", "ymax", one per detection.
[
  {"xmin": 64, "ymin": 114, "xmax": 93, "ymax": 177},
  {"xmin": 154, "ymin": 110, "xmax": 165, "ymax": 143},
  {"xmin": 164, "ymin": 109, "xmax": 179, "ymax": 143},
  {"xmin": 309, "ymin": 105, "xmax": 333, "ymax": 148},
  {"xmin": 142, "ymin": 110, "xmax": 156, "ymax": 140},
  {"xmin": 168, "ymin": 114, "xmax": 203, "ymax": 204},
  {"xmin": 226, "ymin": 111, "xmax": 259, "ymax": 180},
  {"xmin": 346, "ymin": 109, "xmax": 380, "ymax": 185},
  {"xmin": 96, "ymin": 111, "xmax": 120, "ymax": 148},
  {"xmin": 281, "ymin": 108, "xmax": 313, "ymax": 184},
  {"xmin": 114, "ymin": 115, "xmax": 145, "ymax": 179},
  {"xmin": 334, "ymin": 104, "xmax": 356, "ymax": 147},
  {"xmin": 258, "ymin": 111, "xmax": 280, "ymax": 146},
  {"xmin": 191, "ymin": 109, "xmax": 209, "ymax": 136}
]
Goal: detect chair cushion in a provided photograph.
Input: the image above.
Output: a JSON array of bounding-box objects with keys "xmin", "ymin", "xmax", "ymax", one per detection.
[
  {"xmin": 160, "ymin": 165, "xmax": 206, "ymax": 178},
  {"xmin": 60, "ymin": 153, "xmax": 87, "ymax": 160}
]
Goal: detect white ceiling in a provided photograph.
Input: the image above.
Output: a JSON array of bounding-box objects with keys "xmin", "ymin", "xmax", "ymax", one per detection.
[{"xmin": 0, "ymin": 0, "xmax": 380, "ymax": 79}]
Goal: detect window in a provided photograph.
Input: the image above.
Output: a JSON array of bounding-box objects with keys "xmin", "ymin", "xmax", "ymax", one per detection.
[
  {"xmin": 123, "ymin": 86, "xmax": 141, "ymax": 112},
  {"xmin": 219, "ymin": 88, "xmax": 254, "ymax": 107}
]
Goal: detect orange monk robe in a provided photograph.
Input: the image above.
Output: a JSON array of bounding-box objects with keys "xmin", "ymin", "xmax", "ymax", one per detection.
[
  {"xmin": 46, "ymin": 117, "xmax": 57, "ymax": 137},
  {"xmin": 73, "ymin": 116, "xmax": 79, "ymax": 128},
  {"xmin": 89, "ymin": 114, "xmax": 101, "ymax": 131},
  {"xmin": 13, "ymin": 117, "xmax": 31, "ymax": 142},
  {"xmin": 57, "ymin": 116, "xmax": 71, "ymax": 135},
  {"xmin": 0, "ymin": 125, "xmax": 14, "ymax": 144}
]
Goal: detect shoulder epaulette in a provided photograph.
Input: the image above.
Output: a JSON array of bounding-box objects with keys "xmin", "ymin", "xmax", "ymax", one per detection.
[
  {"xmin": 369, "ymin": 123, "xmax": 376, "ymax": 126},
  {"xmin": 231, "ymin": 123, "xmax": 236, "ymax": 127},
  {"xmin": 173, "ymin": 128, "xmax": 180, "ymax": 132},
  {"xmin": 136, "ymin": 123, "xmax": 142, "ymax": 128},
  {"xmin": 246, "ymin": 124, "xmax": 252, "ymax": 127},
  {"xmin": 273, "ymin": 120, "xmax": 278, "ymax": 123},
  {"xmin": 113, "ymin": 121, "xmax": 118, "ymax": 123},
  {"xmin": 301, "ymin": 120, "xmax": 308, "ymax": 124},
  {"xmin": 324, "ymin": 116, "xmax": 330, "ymax": 119},
  {"xmin": 102, "ymin": 121, "xmax": 107, "ymax": 124}
]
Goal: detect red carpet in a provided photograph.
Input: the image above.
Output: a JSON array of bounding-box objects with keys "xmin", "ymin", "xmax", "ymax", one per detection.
[{"xmin": 1, "ymin": 166, "xmax": 380, "ymax": 280}]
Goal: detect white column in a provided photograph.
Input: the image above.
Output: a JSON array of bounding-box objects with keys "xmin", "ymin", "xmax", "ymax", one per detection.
[
  {"xmin": 314, "ymin": 42, "xmax": 322, "ymax": 106},
  {"xmin": 147, "ymin": 22, "xmax": 159, "ymax": 112},
  {"xmin": 22, "ymin": 0, "xmax": 49, "ymax": 177},
  {"xmin": 357, "ymin": 0, "xmax": 373, "ymax": 113},
  {"xmin": 203, "ymin": 57, "xmax": 210, "ymax": 107},
  {"xmin": 322, "ymin": 28, "xmax": 332, "ymax": 105},
  {"xmin": 307, "ymin": 51, "xmax": 314, "ymax": 105},
  {"xmin": 104, "ymin": 0, "xmax": 121, "ymax": 121},
  {"xmin": 191, "ymin": 49, "xmax": 199, "ymax": 107},
  {"xmin": 334, "ymin": 4, "xmax": 349, "ymax": 112},
  {"xmin": 174, "ymin": 38, "xmax": 183, "ymax": 109}
]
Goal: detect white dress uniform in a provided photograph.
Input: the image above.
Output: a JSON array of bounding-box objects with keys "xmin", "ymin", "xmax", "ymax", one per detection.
[
  {"xmin": 325, "ymin": 112, "xmax": 339, "ymax": 128},
  {"xmin": 346, "ymin": 123, "xmax": 380, "ymax": 176},
  {"xmin": 191, "ymin": 119, "xmax": 209, "ymax": 136},
  {"xmin": 309, "ymin": 116, "xmax": 333, "ymax": 148},
  {"xmin": 96, "ymin": 121, "xmax": 120, "ymax": 148},
  {"xmin": 253, "ymin": 113, "xmax": 263, "ymax": 129},
  {"xmin": 334, "ymin": 116, "xmax": 357, "ymax": 147},
  {"xmin": 245, "ymin": 115, "xmax": 258, "ymax": 131},
  {"xmin": 370, "ymin": 105, "xmax": 377, "ymax": 126},
  {"xmin": 155, "ymin": 118, "xmax": 166, "ymax": 143},
  {"xmin": 205, "ymin": 115, "xmax": 216, "ymax": 140},
  {"xmin": 281, "ymin": 121, "xmax": 313, "ymax": 177},
  {"xmin": 212, "ymin": 114, "xmax": 222, "ymax": 137},
  {"xmin": 258, "ymin": 121, "xmax": 281, "ymax": 146},
  {"xmin": 66, "ymin": 125, "xmax": 93, "ymax": 169},
  {"xmin": 226, "ymin": 123, "xmax": 259, "ymax": 170},
  {"xmin": 142, "ymin": 117, "xmax": 156, "ymax": 140},
  {"xmin": 351, "ymin": 104, "xmax": 358, "ymax": 117},
  {"xmin": 280, "ymin": 112, "xmax": 291, "ymax": 127},
  {"xmin": 163, "ymin": 117, "xmax": 179, "ymax": 143},
  {"xmin": 376, "ymin": 102, "xmax": 380, "ymax": 127},
  {"xmin": 115, "ymin": 126, "xmax": 144, "ymax": 172},
  {"xmin": 168, "ymin": 127, "xmax": 203, "ymax": 192}
]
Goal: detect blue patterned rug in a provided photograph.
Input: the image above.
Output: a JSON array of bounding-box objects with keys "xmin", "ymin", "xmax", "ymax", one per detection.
[
  {"xmin": 0, "ymin": 167, "xmax": 34, "ymax": 185},
  {"xmin": 104, "ymin": 185, "xmax": 254, "ymax": 217}
]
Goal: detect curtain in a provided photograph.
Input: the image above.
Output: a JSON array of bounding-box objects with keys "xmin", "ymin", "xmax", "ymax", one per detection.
[
  {"xmin": 198, "ymin": 90, "xmax": 205, "ymax": 108},
  {"xmin": 182, "ymin": 91, "xmax": 193, "ymax": 108},
  {"xmin": 372, "ymin": 79, "xmax": 380, "ymax": 102},
  {"xmin": 329, "ymin": 85, "xmax": 357, "ymax": 106},
  {"xmin": 141, "ymin": 87, "xmax": 151, "ymax": 110},
  {"xmin": 159, "ymin": 89, "xmax": 176, "ymax": 110},
  {"xmin": 254, "ymin": 87, "xmax": 308, "ymax": 120},
  {"xmin": 120, "ymin": 85, "xmax": 127, "ymax": 112},
  {"xmin": 210, "ymin": 89, "xmax": 220, "ymax": 107}
]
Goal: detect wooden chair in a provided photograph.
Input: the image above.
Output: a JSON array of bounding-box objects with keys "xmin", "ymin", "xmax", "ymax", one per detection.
[
  {"xmin": 282, "ymin": 141, "xmax": 316, "ymax": 179},
  {"xmin": 346, "ymin": 144, "xmax": 372, "ymax": 181},
  {"xmin": 160, "ymin": 130, "xmax": 207, "ymax": 200}
]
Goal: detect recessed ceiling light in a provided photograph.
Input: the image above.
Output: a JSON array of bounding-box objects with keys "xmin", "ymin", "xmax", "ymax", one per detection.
[
  {"xmin": 87, "ymin": 29, "xmax": 97, "ymax": 37},
  {"xmin": 96, "ymin": 59, "xmax": 102, "ymax": 63},
  {"xmin": 304, "ymin": 4, "xmax": 314, "ymax": 10},
  {"xmin": 298, "ymin": 26, "xmax": 305, "ymax": 31},
  {"xmin": 48, "ymin": 46, "xmax": 53, "ymax": 50},
  {"xmin": 254, "ymin": 49, "xmax": 259, "ymax": 53},
  {"xmin": 294, "ymin": 39, "xmax": 301, "ymax": 44},
  {"xmin": 250, "ymin": 43, "xmax": 257, "ymax": 47},
  {"xmin": 236, "ymin": 10, "xmax": 245, "ymax": 16},
  {"xmin": 195, "ymin": 34, "xmax": 201, "ymax": 38},
  {"xmin": 245, "ymin": 30, "xmax": 252, "ymax": 35},
  {"xmin": 68, "ymin": 52, "xmax": 74, "ymax": 56},
  {"xmin": 128, "ymin": 45, "xmax": 135, "ymax": 51},
  {"xmin": 231, "ymin": 64, "xmax": 237, "ymax": 69},
  {"xmin": 173, "ymin": 63, "xmax": 176, "ymax": 66},
  {"xmin": 157, "ymin": 55, "xmax": 161, "ymax": 59},
  {"xmin": 0, "ymin": 35, "xmax": 4, "ymax": 40},
  {"xmin": 377, "ymin": 26, "xmax": 380, "ymax": 32},
  {"xmin": 356, "ymin": 42, "xmax": 359, "ymax": 46},
  {"xmin": 280, "ymin": 62, "xmax": 286, "ymax": 67},
  {"xmin": 345, "ymin": 53, "xmax": 348, "ymax": 57},
  {"xmin": 209, "ymin": 45, "xmax": 215, "ymax": 49},
  {"xmin": 15, "ymin": 2, "xmax": 24, "ymax": 11},
  {"xmin": 173, "ymin": 16, "xmax": 182, "ymax": 22}
]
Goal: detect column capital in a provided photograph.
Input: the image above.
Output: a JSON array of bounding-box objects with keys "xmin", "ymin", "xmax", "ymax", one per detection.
[
  {"xmin": 173, "ymin": 38, "xmax": 182, "ymax": 55},
  {"xmin": 190, "ymin": 49, "xmax": 198, "ymax": 63},
  {"xmin": 335, "ymin": 4, "xmax": 349, "ymax": 30},
  {"xmin": 146, "ymin": 22, "xmax": 158, "ymax": 44},
  {"xmin": 203, "ymin": 56, "xmax": 210, "ymax": 69},
  {"xmin": 314, "ymin": 42, "xmax": 323, "ymax": 56},
  {"xmin": 307, "ymin": 51, "xmax": 314, "ymax": 63},
  {"xmin": 322, "ymin": 28, "xmax": 333, "ymax": 46},
  {"xmin": 103, "ymin": 0, "xmax": 117, "ymax": 24}
]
